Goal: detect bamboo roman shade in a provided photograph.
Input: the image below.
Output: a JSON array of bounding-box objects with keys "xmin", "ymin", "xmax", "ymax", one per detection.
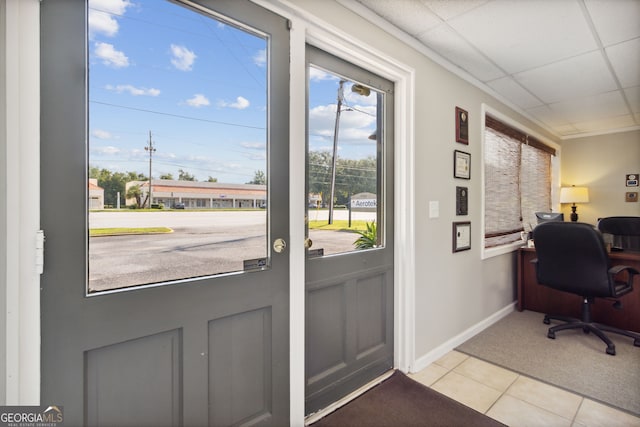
[{"xmin": 484, "ymin": 116, "xmax": 553, "ymax": 248}]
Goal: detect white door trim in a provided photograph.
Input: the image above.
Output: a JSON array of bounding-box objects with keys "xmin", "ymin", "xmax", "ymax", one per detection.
[{"xmin": 2, "ymin": 0, "xmax": 41, "ymax": 405}]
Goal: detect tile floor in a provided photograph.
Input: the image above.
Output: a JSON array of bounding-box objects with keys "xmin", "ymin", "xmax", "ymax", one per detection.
[{"xmin": 409, "ymin": 350, "xmax": 640, "ymax": 427}]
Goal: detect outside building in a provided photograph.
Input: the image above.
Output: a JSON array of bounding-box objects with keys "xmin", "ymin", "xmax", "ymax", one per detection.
[
  {"xmin": 88, "ymin": 179, "xmax": 104, "ymax": 210},
  {"xmin": 125, "ymin": 179, "xmax": 267, "ymax": 209}
]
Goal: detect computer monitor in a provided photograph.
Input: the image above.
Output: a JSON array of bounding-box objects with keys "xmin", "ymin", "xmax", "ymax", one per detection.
[{"xmin": 535, "ymin": 212, "xmax": 564, "ymax": 224}]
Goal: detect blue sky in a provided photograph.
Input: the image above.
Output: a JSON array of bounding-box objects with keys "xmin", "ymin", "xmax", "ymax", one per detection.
[{"xmin": 88, "ymin": 0, "xmax": 378, "ymax": 184}]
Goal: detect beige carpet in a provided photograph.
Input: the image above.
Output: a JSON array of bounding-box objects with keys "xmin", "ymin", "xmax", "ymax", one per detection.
[{"xmin": 457, "ymin": 310, "xmax": 640, "ymax": 416}]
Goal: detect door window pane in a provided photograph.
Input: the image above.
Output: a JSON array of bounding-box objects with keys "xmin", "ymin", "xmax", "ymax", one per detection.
[
  {"xmin": 307, "ymin": 66, "xmax": 384, "ymax": 256},
  {"xmin": 88, "ymin": 0, "xmax": 269, "ymax": 293}
]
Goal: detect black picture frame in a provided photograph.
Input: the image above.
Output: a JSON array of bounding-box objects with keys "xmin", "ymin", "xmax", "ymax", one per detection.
[
  {"xmin": 453, "ymin": 221, "xmax": 471, "ymax": 252},
  {"xmin": 455, "ymin": 107, "xmax": 469, "ymax": 144},
  {"xmin": 456, "ymin": 186, "xmax": 468, "ymax": 215},
  {"xmin": 454, "ymin": 150, "xmax": 471, "ymax": 180}
]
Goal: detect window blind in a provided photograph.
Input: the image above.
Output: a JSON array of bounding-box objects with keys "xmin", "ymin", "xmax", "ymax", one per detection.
[{"xmin": 484, "ymin": 117, "xmax": 552, "ymax": 248}]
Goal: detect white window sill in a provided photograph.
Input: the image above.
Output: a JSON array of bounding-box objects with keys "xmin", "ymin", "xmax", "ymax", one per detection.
[{"xmin": 481, "ymin": 240, "xmax": 525, "ymax": 260}]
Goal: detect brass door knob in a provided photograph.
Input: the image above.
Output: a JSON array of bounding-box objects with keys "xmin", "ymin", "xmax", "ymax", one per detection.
[{"xmin": 273, "ymin": 238, "xmax": 287, "ymax": 253}]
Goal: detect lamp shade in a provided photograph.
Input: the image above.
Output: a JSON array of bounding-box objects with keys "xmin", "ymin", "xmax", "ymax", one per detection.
[{"xmin": 560, "ymin": 186, "xmax": 589, "ymax": 204}]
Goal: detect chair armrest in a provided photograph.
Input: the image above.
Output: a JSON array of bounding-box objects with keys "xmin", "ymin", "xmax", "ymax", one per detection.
[
  {"xmin": 609, "ymin": 265, "xmax": 639, "ymax": 276},
  {"xmin": 608, "ymin": 265, "xmax": 639, "ymax": 296}
]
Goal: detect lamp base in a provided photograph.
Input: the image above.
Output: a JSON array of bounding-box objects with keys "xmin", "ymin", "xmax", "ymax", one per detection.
[{"xmin": 570, "ymin": 205, "xmax": 578, "ymax": 222}]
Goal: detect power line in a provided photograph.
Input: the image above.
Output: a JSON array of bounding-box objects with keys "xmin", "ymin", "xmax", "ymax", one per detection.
[{"xmin": 90, "ymin": 100, "xmax": 265, "ymax": 130}]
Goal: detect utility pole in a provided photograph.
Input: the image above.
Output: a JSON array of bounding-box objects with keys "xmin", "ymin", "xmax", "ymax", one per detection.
[
  {"xmin": 328, "ymin": 80, "xmax": 345, "ymax": 224},
  {"xmin": 145, "ymin": 131, "xmax": 156, "ymax": 208}
]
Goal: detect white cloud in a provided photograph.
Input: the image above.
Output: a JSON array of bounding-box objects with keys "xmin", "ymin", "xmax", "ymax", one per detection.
[
  {"xmin": 89, "ymin": 0, "xmax": 132, "ymax": 15},
  {"xmin": 253, "ymin": 49, "xmax": 266, "ymax": 67},
  {"xmin": 241, "ymin": 142, "xmax": 266, "ymax": 150},
  {"xmin": 309, "ymin": 68, "xmax": 339, "ymax": 82},
  {"xmin": 92, "ymin": 129, "xmax": 113, "ymax": 139},
  {"xmin": 244, "ymin": 152, "xmax": 266, "ymax": 161},
  {"xmin": 94, "ymin": 42, "xmax": 129, "ymax": 68},
  {"xmin": 218, "ymin": 96, "xmax": 250, "ymax": 110},
  {"xmin": 169, "ymin": 44, "xmax": 197, "ymax": 71},
  {"xmin": 93, "ymin": 145, "xmax": 121, "ymax": 155},
  {"xmin": 88, "ymin": 0, "xmax": 132, "ymax": 39},
  {"xmin": 308, "ymin": 103, "xmax": 376, "ymax": 142},
  {"xmin": 106, "ymin": 84, "xmax": 161, "ymax": 96},
  {"xmin": 185, "ymin": 94, "xmax": 210, "ymax": 108}
]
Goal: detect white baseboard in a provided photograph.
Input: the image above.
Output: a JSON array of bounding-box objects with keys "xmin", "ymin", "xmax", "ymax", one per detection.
[{"xmin": 410, "ymin": 302, "xmax": 515, "ymax": 373}]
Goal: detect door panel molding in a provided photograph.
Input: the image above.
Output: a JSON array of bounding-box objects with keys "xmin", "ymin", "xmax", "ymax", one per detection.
[{"xmin": 86, "ymin": 329, "xmax": 182, "ymax": 426}]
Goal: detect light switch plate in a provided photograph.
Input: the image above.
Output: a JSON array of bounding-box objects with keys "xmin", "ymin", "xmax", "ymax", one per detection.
[{"xmin": 429, "ymin": 201, "xmax": 439, "ymax": 218}]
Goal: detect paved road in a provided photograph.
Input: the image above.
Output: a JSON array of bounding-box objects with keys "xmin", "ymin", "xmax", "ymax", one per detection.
[
  {"xmin": 88, "ymin": 210, "xmax": 372, "ymax": 292},
  {"xmin": 89, "ymin": 210, "xmax": 267, "ymax": 229}
]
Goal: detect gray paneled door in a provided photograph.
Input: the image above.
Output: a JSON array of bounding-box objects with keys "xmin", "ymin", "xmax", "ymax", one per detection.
[
  {"xmin": 40, "ymin": 1, "xmax": 289, "ymax": 426},
  {"xmin": 305, "ymin": 46, "xmax": 394, "ymax": 414}
]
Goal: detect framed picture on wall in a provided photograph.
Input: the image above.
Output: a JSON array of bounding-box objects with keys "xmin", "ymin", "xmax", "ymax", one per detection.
[
  {"xmin": 453, "ymin": 221, "xmax": 471, "ymax": 252},
  {"xmin": 455, "ymin": 106, "xmax": 469, "ymax": 144},
  {"xmin": 456, "ymin": 186, "xmax": 468, "ymax": 215},
  {"xmin": 454, "ymin": 150, "xmax": 471, "ymax": 179}
]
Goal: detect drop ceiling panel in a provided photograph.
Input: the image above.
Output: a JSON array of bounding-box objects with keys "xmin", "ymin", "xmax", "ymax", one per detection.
[
  {"xmin": 606, "ymin": 38, "xmax": 640, "ymax": 88},
  {"xmin": 417, "ymin": 24, "xmax": 504, "ymax": 81},
  {"xmin": 548, "ymin": 91, "xmax": 629, "ymax": 123},
  {"xmin": 363, "ymin": 0, "xmax": 441, "ymax": 36},
  {"xmin": 514, "ymin": 51, "xmax": 617, "ymax": 103},
  {"xmin": 625, "ymin": 86, "xmax": 640, "ymax": 113},
  {"xmin": 422, "ymin": 0, "xmax": 490, "ymax": 21},
  {"xmin": 584, "ymin": 0, "xmax": 640, "ymax": 46},
  {"xmin": 526, "ymin": 105, "xmax": 573, "ymax": 128},
  {"xmin": 573, "ymin": 115, "xmax": 637, "ymax": 134},
  {"xmin": 486, "ymin": 77, "xmax": 542, "ymax": 109},
  {"xmin": 446, "ymin": 0, "xmax": 598, "ymax": 74}
]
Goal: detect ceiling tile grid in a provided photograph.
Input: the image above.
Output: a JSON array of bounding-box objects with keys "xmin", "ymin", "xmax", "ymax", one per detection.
[
  {"xmin": 353, "ymin": 0, "xmax": 640, "ymax": 138},
  {"xmin": 416, "ymin": 24, "xmax": 505, "ymax": 81},
  {"xmin": 513, "ymin": 51, "xmax": 618, "ymax": 103},
  {"xmin": 606, "ymin": 38, "xmax": 640, "ymax": 89}
]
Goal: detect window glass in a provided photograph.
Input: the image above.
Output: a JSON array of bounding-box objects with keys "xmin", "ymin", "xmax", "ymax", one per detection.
[
  {"xmin": 307, "ymin": 66, "xmax": 383, "ymax": 256},
  {"xmin": 88, "ymin": 0, "xmax": 269, "ymax": 292}
]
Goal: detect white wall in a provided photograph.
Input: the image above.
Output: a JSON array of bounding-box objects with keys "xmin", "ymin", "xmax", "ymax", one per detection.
[
  {"xmin": 561, "ymin": 130, "xmax": 640, "ymax": 224},
  {"xmin": 287, "ymin": 0, "xmax": 560, "ymax": 363}
]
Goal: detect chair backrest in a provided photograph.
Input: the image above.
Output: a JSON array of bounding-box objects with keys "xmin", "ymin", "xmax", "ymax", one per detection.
[
  {"xmin": 597, "ymin": 216, "xmax": 640, "ymax": 251},
  {"xmin": 532, "ymin": 222, "xmax": 612, "ymax": 298}
]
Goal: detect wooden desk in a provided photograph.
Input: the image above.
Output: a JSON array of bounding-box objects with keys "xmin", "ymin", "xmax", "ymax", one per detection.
[{"xmin": 517, "ymin": 247, "xmax": 640, "ymax": 333}]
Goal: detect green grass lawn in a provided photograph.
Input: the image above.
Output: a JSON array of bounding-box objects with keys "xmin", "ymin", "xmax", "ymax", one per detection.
[
  {"xmin": 308, "ymin": 220, "xmax": 370, "ymax": 232},
  {"xmin": 90, "ymin": 227, "xmax": 173, "ymax": 236},
  {"xmin": 90, "ymin": 220, "xmax": 370, "ymax": 236}
]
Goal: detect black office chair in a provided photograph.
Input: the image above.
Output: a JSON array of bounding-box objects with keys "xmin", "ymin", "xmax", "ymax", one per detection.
[
  {"xmin": 532, "ymin": 222, "xmax": 640, "ymax": 355},
  {"xmin": 597, "ymin": 216, "xmax": 640, "ymax": 251}
]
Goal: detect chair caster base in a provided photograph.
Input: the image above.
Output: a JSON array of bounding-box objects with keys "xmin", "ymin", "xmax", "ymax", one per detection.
[
  {"xmin": 634, "ymin": 339, "xmax": 640, "ymax": 347},
  {"xmin": 547, "ymin": 331, "xmax": 555, "ymax": 339},
  {"xmin": 543, "ymin": 317, "xmax": 550, "ymax": 325},
  {"xmin": 606, "ymin": 346, "xmax": 616, "ymax": 356}
]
